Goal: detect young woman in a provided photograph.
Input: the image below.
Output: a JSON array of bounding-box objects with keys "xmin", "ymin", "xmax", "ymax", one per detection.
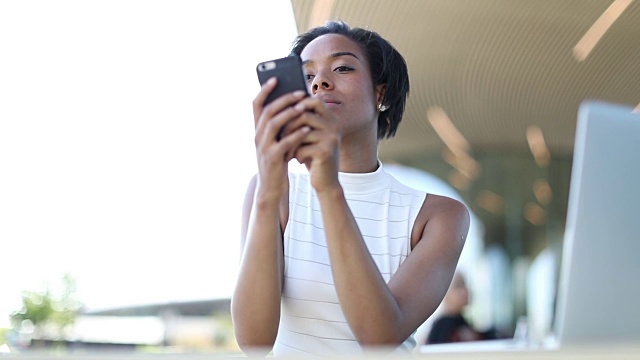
[{"xmin": 231, "ymin": 20, "xmax": 470, "ymax": 357}]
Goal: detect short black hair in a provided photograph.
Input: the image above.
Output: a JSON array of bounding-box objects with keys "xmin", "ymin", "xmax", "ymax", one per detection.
[{"xmin": 290, "ymin": 20, "xmax": 410, "ymax": 140}]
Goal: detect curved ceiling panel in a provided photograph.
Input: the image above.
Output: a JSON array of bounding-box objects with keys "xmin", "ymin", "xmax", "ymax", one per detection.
[{"xmin": 291, "ymin": 0, "xmax": 640, "ymax": 160}]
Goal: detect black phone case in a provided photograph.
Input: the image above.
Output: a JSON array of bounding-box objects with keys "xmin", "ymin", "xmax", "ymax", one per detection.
[{"xmin": 256, "ymin": 54, "xmax": 309, "ymax": 105}]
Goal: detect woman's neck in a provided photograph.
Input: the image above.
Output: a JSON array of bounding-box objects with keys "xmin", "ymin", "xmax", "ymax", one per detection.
[
  {"xmin": 338, "ymin": 130, "xmax": 380, "ymax": 173},
  {"xmin": 339, "ymin": 147, "xmax": 379, "ymax": 173}
]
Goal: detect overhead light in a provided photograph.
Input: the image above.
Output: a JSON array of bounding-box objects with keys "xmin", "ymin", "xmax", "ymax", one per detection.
[
  {"xmin": 428, "ymin": 106, "xmax": 481, "ymax": 180},
  {"xmin": 526, "ymin": 125, "xmax": 551, "ymax": 167},
  {"xmin": 573, "ymin": 0, "xmax": 634, "ymax": 62},
  {"xmin": 476, "ymin": 190, "xmax": 505, "ymax": 215},
  {"xmin": 533, "ymin": 179, "xmax": 553, "ymax": 205},
  {"xmin": 441, "ymin": 148, "xmax": 482, "ymax": 180},
  {"xmin": 448, "ymin": 169, "xmax": 471, "ymax": 191},
  {"xmin": 427, "ymin": 106, "xmax": 471, "ymax": 158},
  {"xmin": 524, "ymin": 202, "xmax": 546, "ymax": 226},
  {"xmin": 309, "ymin": 0, "xmax": 335, "ymax": 28}
]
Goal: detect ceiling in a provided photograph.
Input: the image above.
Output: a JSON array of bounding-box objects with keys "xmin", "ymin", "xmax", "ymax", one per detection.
[{"xmin": 289, "ymin": 0, "xmax": 640, "ymax": 163}]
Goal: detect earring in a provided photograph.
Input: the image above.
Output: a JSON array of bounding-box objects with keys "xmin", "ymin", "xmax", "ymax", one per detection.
[{"xmin": 378, "ymin": 103, "xmax": 388, "ymax": 112}]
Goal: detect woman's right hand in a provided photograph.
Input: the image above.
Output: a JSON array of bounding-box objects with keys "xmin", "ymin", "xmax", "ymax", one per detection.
[{"xmin": 252, "ymin": 77, "xmax": 311, "ymax": 201}]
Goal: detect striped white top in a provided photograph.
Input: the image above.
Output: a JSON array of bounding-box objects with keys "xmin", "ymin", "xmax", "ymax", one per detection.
[{"xmin": 273, "ymin": 163, "xmax": 427, "ymax": 357}]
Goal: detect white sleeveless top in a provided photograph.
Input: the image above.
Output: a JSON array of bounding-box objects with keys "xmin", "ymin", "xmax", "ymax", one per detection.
[{"xmin": 273, "ymin": 163, "xmax": 427, "ymax": 357}]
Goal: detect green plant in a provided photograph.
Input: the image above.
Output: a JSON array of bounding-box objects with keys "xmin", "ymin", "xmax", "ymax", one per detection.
[
  {"xmin": 10, "ymin": 273, "xmax": 83, "ymax": 340},
  {"xmin": 0, "ymin": 327, "xmax": 8, "ymax": 344}
]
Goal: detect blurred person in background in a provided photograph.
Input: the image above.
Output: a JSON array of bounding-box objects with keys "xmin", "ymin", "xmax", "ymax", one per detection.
[{"xmin": 425, "ymin": 271, "xmax": 500, "ymax": 344}]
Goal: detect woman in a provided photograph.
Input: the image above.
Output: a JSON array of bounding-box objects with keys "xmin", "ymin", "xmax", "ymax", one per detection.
[{"xmin": 231, "ymin": 20, "xmax": 469, "ymax": 356}]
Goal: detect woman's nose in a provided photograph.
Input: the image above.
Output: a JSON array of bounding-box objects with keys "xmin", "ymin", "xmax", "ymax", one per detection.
[{"xmin": 311, "ymin": 75, "xmax": 333, "ymax": 93}]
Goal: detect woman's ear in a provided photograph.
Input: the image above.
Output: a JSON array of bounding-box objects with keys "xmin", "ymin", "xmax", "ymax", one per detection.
[{"xmin": 375, "ymin": 84, "xmax": 387, "ymax": 107}]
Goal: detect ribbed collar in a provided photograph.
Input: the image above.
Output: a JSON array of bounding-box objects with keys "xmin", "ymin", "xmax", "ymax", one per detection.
[{"xmin": 338, "ymin": 161, "xmax": 390, "ymax": 194}]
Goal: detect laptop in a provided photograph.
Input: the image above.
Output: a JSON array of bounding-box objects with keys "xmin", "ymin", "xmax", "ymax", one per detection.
[
  {"xmin": 420, "ymin": 99, "xmax": 640, "ymax": 353},
  {"xmin": 553, "ymin": 100, "xmax": 640, "ymax": 346}
]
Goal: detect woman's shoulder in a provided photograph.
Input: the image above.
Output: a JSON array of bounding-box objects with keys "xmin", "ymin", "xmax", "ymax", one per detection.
[
  {"xmin": 422, "ymin": 193, "xmax": 468, "ymax": 217},
  {"xmin": 411, "ymin": 193, "xmax": 470, "ymax": 245}
]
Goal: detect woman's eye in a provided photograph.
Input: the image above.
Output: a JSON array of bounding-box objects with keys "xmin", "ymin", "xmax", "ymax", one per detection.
[{"xmin": 334, "ymin": 65, "xmax": 353, "ymax": 72}]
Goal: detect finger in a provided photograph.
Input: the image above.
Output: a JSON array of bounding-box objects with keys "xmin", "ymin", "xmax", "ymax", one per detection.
[
  {"xmin": 253, "ymin": 77, "xmax": 277, "ymax": 126},
  {"xmin": 264, "ymin": 89, "xmax": 308, "ymax": 117},
  {"xmin": 293, "ymin": 96, "xmax": 331, "ymax": 117},
  {"xmin": 264, "ymin": 101, "xmax": 308, "ymax": 142},
  {"xmin": 260, "ymin": 90, "xmax": 308, "ymax": 139},
  {"xmin": 282, "ymin": 126, "xmax": 312, "ymax": 161},
  {"xmin": 293, "ymin": 124, "xmax": 340, "ymax": 160},
  {"xmin": 279, "ymin": 108, "xmax": 327, "ymax": 138},
  {"xmin": 255, "ymin": 91, "xmax": 308, "ymax": 143}
]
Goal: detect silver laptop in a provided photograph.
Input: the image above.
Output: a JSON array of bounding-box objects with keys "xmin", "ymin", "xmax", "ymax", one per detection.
[
  {"xmin": 421, "ymin": 99, "xmax": 640, "ymax": 353},
  {"xmin": 553, "ymin": 99, "xmax": 640, "ymax": 346}
]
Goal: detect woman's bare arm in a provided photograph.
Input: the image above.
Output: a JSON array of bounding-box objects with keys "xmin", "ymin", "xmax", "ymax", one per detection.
[
  {"xmin": 317, "ymin": 189, "xmax": 469, "ymax": 347},
  {"xmin": 230, "ymin": 175, "xmax": 286, "ymax": 354}
]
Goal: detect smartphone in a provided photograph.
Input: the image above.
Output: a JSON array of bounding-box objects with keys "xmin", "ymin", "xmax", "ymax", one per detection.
[{"xmin": 256, "ymin": 54, "xmax": 309, "ymax": 106}]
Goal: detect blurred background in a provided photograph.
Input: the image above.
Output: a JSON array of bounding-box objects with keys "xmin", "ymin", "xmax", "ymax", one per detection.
[{"xmin": 1, "ymin": 0, "xmax": 639, "ymax": 355}]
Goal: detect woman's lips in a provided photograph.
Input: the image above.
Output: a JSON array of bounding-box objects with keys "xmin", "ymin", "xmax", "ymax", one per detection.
[{"xmin": 318, "ymin": 96, "xmax": 341, "ymax": 107}]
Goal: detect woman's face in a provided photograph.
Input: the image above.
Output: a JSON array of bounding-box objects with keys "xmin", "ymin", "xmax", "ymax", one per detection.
[
  {"xmin": 300, "ymin": 34, "xmax": 383, "ymax": 141},
  {"xmin": 444, "ymin": 273, "xmax": 470, "ymax": 311}
]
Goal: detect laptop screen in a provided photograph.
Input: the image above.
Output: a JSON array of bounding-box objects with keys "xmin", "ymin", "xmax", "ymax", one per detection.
[{"xmin": 553, "ymin": 100, "xmax": 640, "ymax": 345}]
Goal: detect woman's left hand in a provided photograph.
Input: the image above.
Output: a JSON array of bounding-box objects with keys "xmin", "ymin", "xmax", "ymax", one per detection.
[{"xmin": 281, "ymin": 96, "xmax": 342, "ymax": 193}]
